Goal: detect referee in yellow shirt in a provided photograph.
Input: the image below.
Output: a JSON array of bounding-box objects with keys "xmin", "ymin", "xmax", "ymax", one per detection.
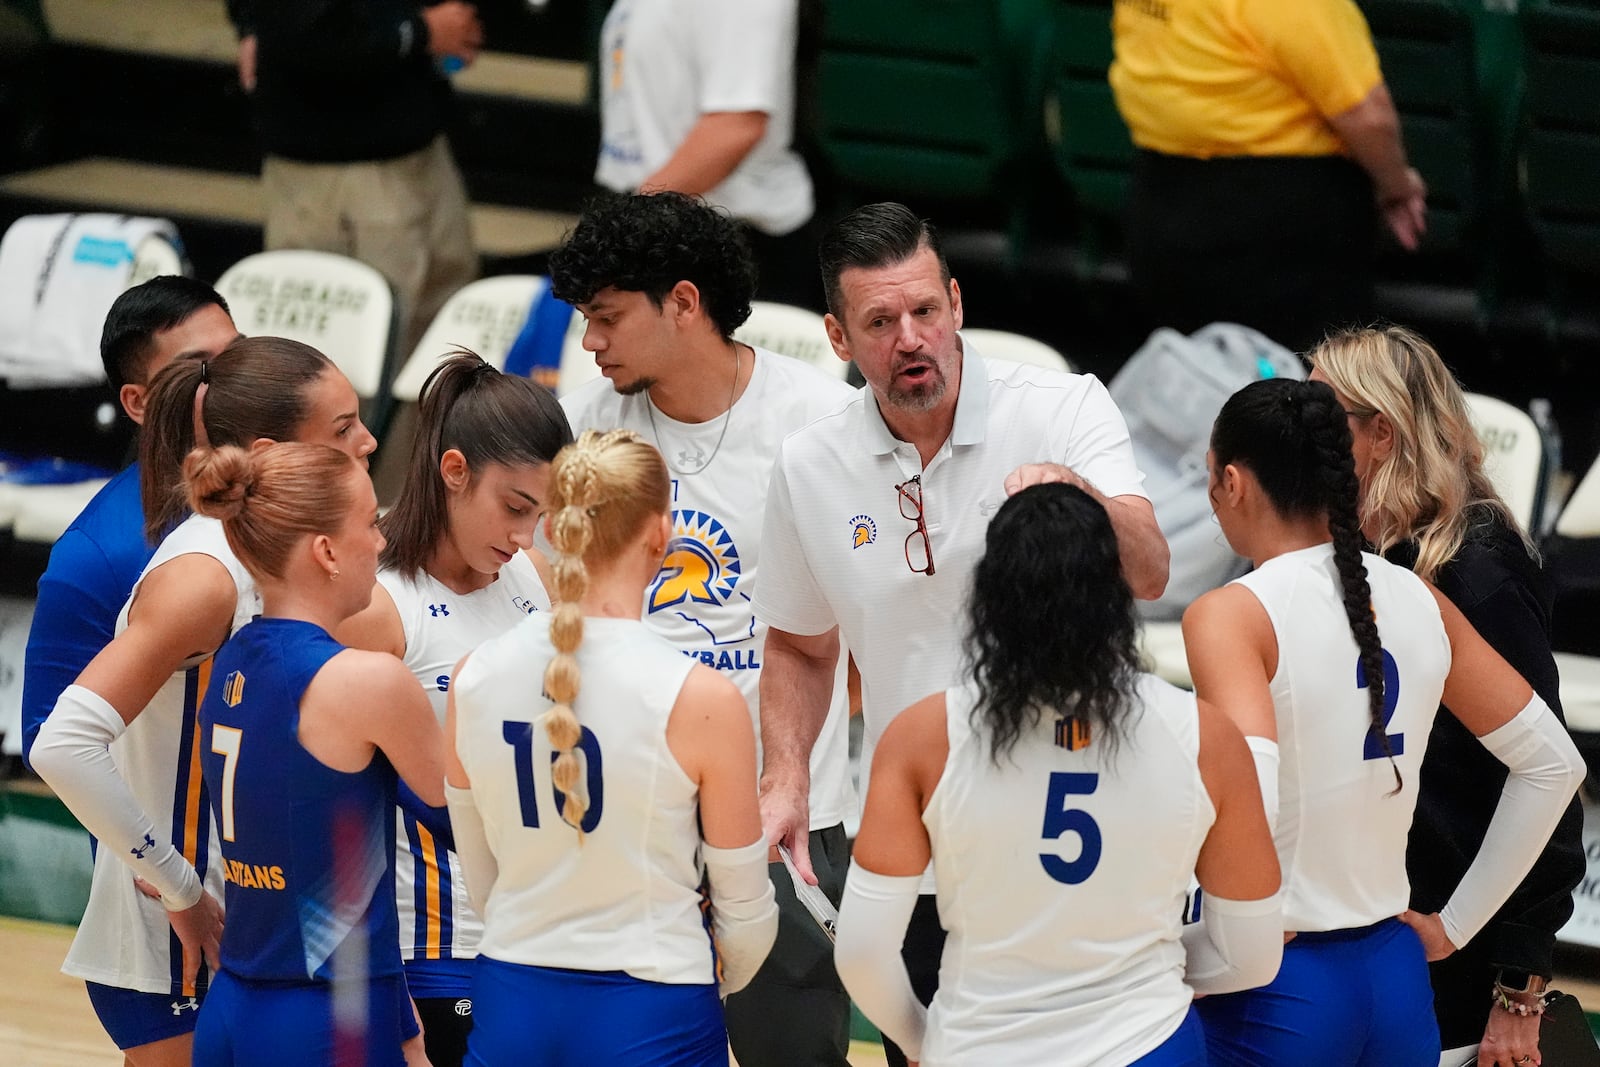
[{"xmin": 1110, "ymin": 0, "xmax": 1426, "ymax": 353}]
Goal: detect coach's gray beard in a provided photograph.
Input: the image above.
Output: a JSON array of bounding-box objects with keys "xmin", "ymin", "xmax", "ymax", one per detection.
[{"xmin": 885, "ymin": 371, "xmax": 947, "ymax": 413}]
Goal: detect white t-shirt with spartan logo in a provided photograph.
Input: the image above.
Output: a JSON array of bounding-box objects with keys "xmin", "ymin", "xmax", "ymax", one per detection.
[{"xmin": 561, "ymin": 347, "xmax": 857, "ymax": 829}]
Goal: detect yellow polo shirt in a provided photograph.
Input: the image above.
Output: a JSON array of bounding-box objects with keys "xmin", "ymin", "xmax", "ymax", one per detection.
[{"xmin": 1109, "ymin": 0, "xmax": 1383, "ymax": 159}]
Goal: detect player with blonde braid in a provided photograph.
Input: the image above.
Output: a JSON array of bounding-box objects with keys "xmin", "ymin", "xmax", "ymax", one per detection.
[
  {"xmin": 442, "ymin": 430, "xmax": 777, "ymax": 1066},
  {"xmin": 542, "ymin": 442, "xmax": 600, "ymax": 833}
]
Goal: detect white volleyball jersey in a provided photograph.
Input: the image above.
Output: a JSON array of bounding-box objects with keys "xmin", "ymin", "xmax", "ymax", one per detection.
[
  {"xmin": 921, "ymin": 675, "xmax": 1213, "ymax": 1066},
  {"xmin": 561, "ymin": 348, "xmax": 856, "ymax": 829},
  {"xmin": 64, "ymin": 515, "xmax": 259, "ymax": 995},
  {"xmin": 1231, "ymin": 543, "xmax": 1452, "ymax": 932},
  {"xmin": 378, "ymin": 552, "xmax": 549, "ymax": 963},
  {"xmin": 454, "ymin": 614, "xmax": 714, "ymax": 984}
]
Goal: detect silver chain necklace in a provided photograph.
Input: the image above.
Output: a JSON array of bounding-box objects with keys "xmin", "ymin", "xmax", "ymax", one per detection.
[{"xmin": 646, "ymin": 346, "xmax": 742, "ymax": 476}]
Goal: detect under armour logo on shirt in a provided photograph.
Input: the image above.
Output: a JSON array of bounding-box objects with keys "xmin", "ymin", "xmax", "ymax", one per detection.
[
  {"xmin": 428, "ymin": 604, "xmax": 450, "ymax": 618},
  {"xmin": 678, "ymin": 446, "xmax": 707, "ymax": 468},
  {"xmin": 170, "ymin": 997, "xmax": 200, "ymax": 1016},
  {"xmin": 131, "ymin": 833, "xmax": 156, "ymax": 860}
]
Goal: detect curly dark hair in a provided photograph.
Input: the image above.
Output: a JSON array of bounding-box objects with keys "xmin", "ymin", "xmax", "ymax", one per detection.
[
  {"xmin": 1211, "ymin": 377, "xmax": 1399, "ymax": 790},
  {"xmin": 964, "ymin": 483, "xmax": 1143, "ymax": 765},
  {"xmin": 548, "ymin": 191, "xmax": 757, "ymax": 340}
]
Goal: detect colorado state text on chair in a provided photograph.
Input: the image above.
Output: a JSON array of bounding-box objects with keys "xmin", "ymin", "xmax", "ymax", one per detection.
[
  {"xmin": 735, "ymin": 302, "xmax": 846, "ymax": 380},
  {"xmin": 1464, "ymin": 391, "xmax": 1545, "ymax": 534},
  {"xmin": 215, "ymin": 250, "xmax": 398, "ymax": 431}
]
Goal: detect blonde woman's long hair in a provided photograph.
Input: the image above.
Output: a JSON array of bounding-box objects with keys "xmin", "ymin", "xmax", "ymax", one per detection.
[
  {"xmin": 542, "ymin": 429, "xmax": 671, "ymax": 835},
  {"xmin": 1309, "ymin": 325, "xmax": 1534, "ymax": 582}
]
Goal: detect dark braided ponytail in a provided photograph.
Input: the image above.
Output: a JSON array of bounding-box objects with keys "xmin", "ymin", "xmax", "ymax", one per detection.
[{"xmin": 1212, "ymin": 378, "xmax": 1399, "ymax": 791}]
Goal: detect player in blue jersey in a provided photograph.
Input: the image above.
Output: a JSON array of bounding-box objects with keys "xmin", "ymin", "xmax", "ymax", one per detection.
[
  {"xmin": 1184, "ymin": 378, "xmax": 1584, "ymax": 1067},
  {"xmin": 337, "ymin": 350, "xmax": 572, "ymax": 1067},
  {"xmin": 185, "ymin": 440, "xmax": 446, "ymax": 1067},
  {"xmin": 443, "ymin": 429, "xmax": 778, "ymax": 1066},
  {"xmin": 22, "ymin": 276, "xmax": 240, "ymax": 766},
  {"xmin": 30, "ymin": 337, "xmax": 377, "ymax": 1067},
  {"xmin": 836, "ymin": 483, "xmax": 1283, "ymax": 1067}
]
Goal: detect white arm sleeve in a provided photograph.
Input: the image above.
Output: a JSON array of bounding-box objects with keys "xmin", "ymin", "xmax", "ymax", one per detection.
[
  {"xmin": 1246, "ymin": 736, "xmax": 1280, "ymax": 837},
  {"xmin": 444, "ymin": 783, "xmax": 496, "ymax": 919},
  {"xmin": 1440, "ymin": 695, "xmax": 1584, "ymax": 950},
  {"xmin": 1181, "ymin": 892, "xmax": 1283, "ymax": 995},
  {"xmin": 30, "ymin": 684, "xmax": 202, "ymax": 909},
  {"xmin": 703, "ymin": 837, "xmax": 779, "ymax": 997},
  {"xmin": 834, "ymin": 862, "xmax": 927, "ymax": 1061}
]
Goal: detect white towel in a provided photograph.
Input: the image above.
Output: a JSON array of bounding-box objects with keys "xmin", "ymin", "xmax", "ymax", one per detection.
[{"xmin": 0, "ymin": 213, "xmax": 179, "ymax": 387}]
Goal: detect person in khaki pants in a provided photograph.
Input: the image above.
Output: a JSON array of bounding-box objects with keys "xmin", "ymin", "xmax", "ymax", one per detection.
[{"xmin": 229, "ymin": 0, "xmax": 483, "ymax": 353}]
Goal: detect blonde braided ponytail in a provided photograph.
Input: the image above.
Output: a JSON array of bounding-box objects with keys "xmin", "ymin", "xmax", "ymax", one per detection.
[{"xmin": 542, "ymin": 429, "xmax": 670, "ymax": 836}]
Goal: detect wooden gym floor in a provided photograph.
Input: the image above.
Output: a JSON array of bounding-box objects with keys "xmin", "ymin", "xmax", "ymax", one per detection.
[{"xmin": 0, "ymin": 917, "xmax": 889, "ymax": 1067}]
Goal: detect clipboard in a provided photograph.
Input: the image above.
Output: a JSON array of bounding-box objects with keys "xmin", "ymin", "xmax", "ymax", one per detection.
[{"xmin": 779, "ymin": 845, "xmax": 838, "ymax": 943}]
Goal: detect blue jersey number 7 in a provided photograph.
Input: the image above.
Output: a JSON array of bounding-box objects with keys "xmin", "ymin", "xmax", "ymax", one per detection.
[{"xmin": 1359, "ymin": 649, "xmax": 1405, "ymax": 760}]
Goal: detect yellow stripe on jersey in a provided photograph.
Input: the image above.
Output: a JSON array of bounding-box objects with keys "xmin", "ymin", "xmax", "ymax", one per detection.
[
  {"xmin": 180, "ymin": 658, "xmax": 212, "ymax": 997},
  {"xmin": 417, "ymin": 824, "xmax": 443, "ymax": 959}
]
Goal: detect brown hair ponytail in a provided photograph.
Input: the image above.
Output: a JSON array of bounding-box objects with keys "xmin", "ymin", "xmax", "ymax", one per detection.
[{"xmin": 142, "ymin": 337, "xmax": 336, "ymax": 543}]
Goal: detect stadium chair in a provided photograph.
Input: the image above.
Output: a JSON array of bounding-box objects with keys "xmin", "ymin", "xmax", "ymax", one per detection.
[
  {"xmin": 1358, "ymin": 0, "xmax": 1480, "ymax": 259},
  {"xmin": 556, "ymin": 309, "xmax": 599, "ymax": 397},
  {"xmin": 815, "ymin": 0, "xmax": 1052, "ymax": 254},
  {"xmin": 1550, "ymin": 457, "xmax": 1600, "ymax": 733},
  {"xmin": 1522, "ymin": 0, "xmax": 1600, "ymax": 286},
  {"xmin": 127, "ymin": 231, "xmax": 184, "ymax": 287},
  {"xmin": 1463, "ymin": 392, "xmax": 1545, "ymax": 534},
  {"xmin": 215, "ymin": 250, "xmax": 398, "ymax": 431},
  {"xmin": 1137, "ymin": 621, "xmax": 1191, "ymax": 689},
  {"xmin": 961, "ymin": 328, "xmax": 1074, "ymax": 372},
  {"xmin": 390, "ymin": 276, "xmax": 548, "ymax": 401},
  {"xmin": 374, "ymin": 275, "xmax": 549, "ymax": 504},
  {"xmin": 735, "ymin": 302, "xmax": 846, "ymax": 380},
  {"xmin": 1042, "ymin": 0, "xmax": 1134, "ymax": 262},
  {"xmin": 10, "ymin": 478, "xmax": 110, "ymax": 546}
]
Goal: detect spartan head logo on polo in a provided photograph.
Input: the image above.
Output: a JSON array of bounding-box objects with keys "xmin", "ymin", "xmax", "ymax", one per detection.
[
  {"xmin": 850, "ymin": 514, "xmax": 877, "ymax": 549},
  {"xmin": 650, "ymin": 510, "xmax": 741, "ymax": 614}
]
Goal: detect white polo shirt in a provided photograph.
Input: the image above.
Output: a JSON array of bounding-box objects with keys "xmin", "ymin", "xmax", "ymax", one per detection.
[{"xmin": 756, "ymin": 351, "xmax": 1149, "ymax": 762}]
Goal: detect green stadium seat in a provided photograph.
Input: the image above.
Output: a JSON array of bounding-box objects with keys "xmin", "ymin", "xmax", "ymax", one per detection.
[
  {"xmin": 1358, "ymin": 0, "xmax": 1480, "ymax": 259},
  {"xmin": 815, "ymin": 0, "xmax": 1052, "ymax": 246},
  {"xmin": 1522, "ymin": 0, "xmax": 1600, "ymax": 281},
  {"xmin": 1040, "ymin": 0, "xmax": 1131, "ymax": 261}
]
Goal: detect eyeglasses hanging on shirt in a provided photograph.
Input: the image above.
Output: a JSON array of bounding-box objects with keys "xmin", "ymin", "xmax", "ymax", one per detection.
[{"xmin": 896, "ymin": 474, "xmax": 935, "ymax": 576}]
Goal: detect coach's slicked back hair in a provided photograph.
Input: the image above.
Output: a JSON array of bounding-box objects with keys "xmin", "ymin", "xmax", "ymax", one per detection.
[
  {"xmin": 543, "ymin": 430, "xmax": 671, "ymax": 836},
  {"xmin": 1212, "ymin": 378, "xmax": 1399, "ymax": 789},
  {"xmin": 186, "ymin": 442, "xmax": 361, "ymax": 584},
  {"xmin": 101, "ymin": 276, "xmax": 231, "ymax": 390},
  {"xmin": 965, "ymin": 484, "xmax": 1141, "ymax": 764},
  {"xmin": 818, "ymin": 202, "xmax": 950, "ymax": 317},
  {"xmin": 1309, "ymin": 325, "xmax": 1532, "ymax": 581},
  {"xmin": 140, "ymin": 337, "xmax": 335, "ymax": 544},
  {"xmin": 380, "ymin": 350, "xmax": 573, "ymax": 577},
  {"xmin": 548, "ymin": 191, "xmax": 757, "ymax": 339}
]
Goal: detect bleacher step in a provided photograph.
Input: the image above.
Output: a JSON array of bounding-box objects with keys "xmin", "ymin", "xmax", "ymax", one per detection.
[{"xmin": 0, "ymin": 157, "xmax": 577, "ymax": 263}]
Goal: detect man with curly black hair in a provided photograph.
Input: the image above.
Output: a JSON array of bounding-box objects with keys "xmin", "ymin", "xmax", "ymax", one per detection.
[{"xmin": 551, "ymin": 191, "xmax": 858, "ymax": 1066}]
